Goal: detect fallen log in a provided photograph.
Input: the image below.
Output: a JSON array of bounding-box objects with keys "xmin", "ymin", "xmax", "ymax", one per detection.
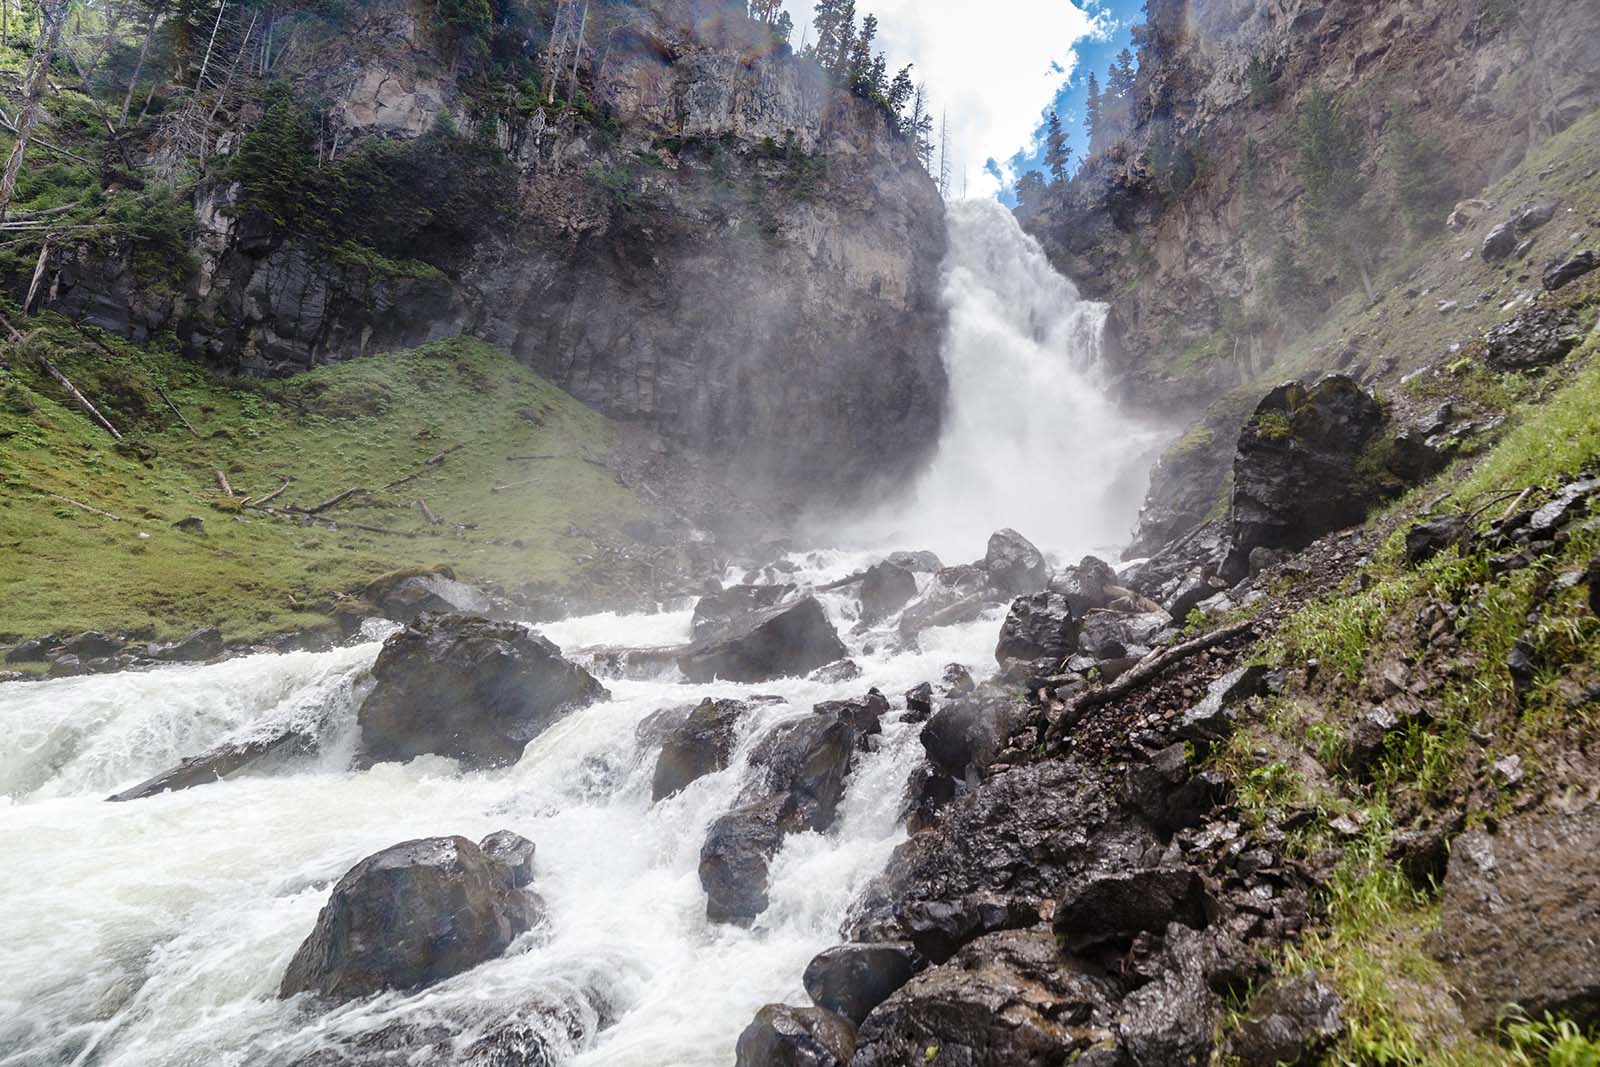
[
  {"xmin": 295, "ymin": 486, "xmax": 364, "ymax": 515},
  {"xmin": 381, "ymin": 444, "xmax": 464, "ymax": 490},
  {"xmin": 45, "ymin": 491, "xmax": 121, "ymax": 521},
  {"xmin": 245, "ymin": 480, "xmax": 290, "ymax": 508},
  {"xmin": 507, "ymin": 453, "xmax": 557, "ymax": 461},
  {"xmin": 35, "ymin": 351, "xmax": 122, "ymax": 439},
  {"xmin": 154, "ymin": 382, "xmax": 199, "ymax": 436},
  {"xmin": 338, "ymin": 520, "xmax": 418, "ymax": 539},
  {"xmin": 215, "ymin": 469, "xmax": 235, "ymax": 497},
  {"xmin": 418, "ymin": 499, "xmax": 441, "ymax": 525}
]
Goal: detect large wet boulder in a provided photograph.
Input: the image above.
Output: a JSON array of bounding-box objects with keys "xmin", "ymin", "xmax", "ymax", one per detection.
[
  {"xmin": 734, "ymin": 1003, "xmax": 855, "ymax": 1067},
  {"xmin": 1050, "ymin": 555, "xmax": 1119, "ymax": 616},
  {"xmin": 651, "ymin": 697, "xmax": 748, "ymax": 801},
  {"xmin": 1433, "ymin": 805, "xmax": 1600, "ymax": 1031},
  {"xmin": 146, "ymin": 626, "xmax": 224, "ymax": 663},
  {"xmin": 279, "ymin": 834, "xmax": 541, "ymax": 1002},
  {"xmin": 983, "ymin": 528, "xmax": 1048, "ymax": 596},
  {"xmin": 357, "ymin": 613, "xmax": 608, "ymax": 768},
  {"xmin": 1226, "ymin": 376, "xmax": 1386, "ymax": 579},
  {"xmin": 1544, "ymin": 249, "xmax": 1598, "ymax": 291},
  {"xmin": 368, "ymin": 571, "xmax": 495, "ymax": 623},
  {"xmin": 851, "ymin": 928, "xmax": 1120, "ymax": 1067},
  {"xmin": 108, "ymin": 726, "xmax": 317, "ymax": 802},
  {"xmin": 700, "ymin": 704, "xmax": 871, "ymax": 923},
  {"xmin": 691, "ymin": 583, "xmax": 796, "ymax": 642},
  {"xmin": 1483, "ymin": 305, "xmax": 1584, "ymax": 372},
  {"xmin": 994, "ymin": 591, "xmax": 1079, "ymax": 667},
  {"xmin": 677, "ymin": 595, "xmax": 846, "ymax": 683},
  {"xmin": 859, "ymin": 561, "xmax": 919, "ymax": 623},
  {"xmin": 920, "ymin": 687, "xmax": 1026, "ymax": 782},
  {"xmin": 803, "ymin": 942, "xmax": 920, "ymax": 1025}
]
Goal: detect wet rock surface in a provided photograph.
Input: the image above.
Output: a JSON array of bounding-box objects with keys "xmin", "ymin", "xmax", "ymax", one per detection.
[
  {"xmin": 357, "ymin": 613, "xmax": 608, "ymax": 768},
  {"xmin": 678, "ymin": 595, "xmax": 847, "ymax": 683},
  {"xmin": 802, "ymin": 941, "xmax": 920, "ymax": 1025},
  {"xmin": 1227, "ymin": 975, "xmax": 1345, "ymax": 1067},
  {"xmin": 734, "ymin": 1003, "xmax": 855, "ymax": 1067},
  {"xmin": 651, "ymin": 697, "xmax": 749, "ymax": 801},
  {"xmin": 279, "ymin": 834, "xmax": 541, "ymax": 1002},
  {"xmin": 859, "ymin": 562, "xmax": 919, "ymax": 624},
  {"xmin": 982, "ymin": 528, "xmax": 1049, "ymax": 597},
  {"xmin": 1483, "ymin": 305, "xmax": 1584, "ymax": 371},
  {"xmin": 994, "ymin": 591, "xmax": 1079, "ymax": 668},
  {"xmin": 1433, "ymin": 804, "xmax": 1600, "ymax": 1031}
]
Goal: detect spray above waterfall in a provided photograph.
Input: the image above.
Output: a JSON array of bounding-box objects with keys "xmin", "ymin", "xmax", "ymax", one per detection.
[{"xmin": 845, "ymin": 197, "xmax": 1165, "ymax": 563}]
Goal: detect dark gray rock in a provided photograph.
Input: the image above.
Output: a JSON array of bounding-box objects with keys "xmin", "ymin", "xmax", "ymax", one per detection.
[
  {"xmin": 1528, "ymin": 475, "xmax": 1600, "ymax": 534},
  {"xmin": 920, "ymin": 689, "xmax": 1024, "ymax": 781},
  {"xmin": 851, "ymin": 928, "xmax": 1119, "ymax": 1067},
  {"xmin": 108, "ymin": 726, "xmax": 317, "ymax": 802},
  {"xmin": 1078, "ymin": 609, "xmax": 1173, "ymax": 659},
  {"xmin": 46, "ymin": 654, "xmax": 83, "ymax": 678},
  {"xmin": 903, "ymin": 682, "xmax": 934, "ymax": 721},
  {"xmin": 1124, "ymin": 744, "xmax": 1230, "ymax": 833},
  {"xmin": 802, "ymin": 941, "xmax": 919, "ymax": 1025},
  {"xmin": 983, "ymin": 528, "xmax": 1048, "ymax": 597},
  {"xmin": 814, "ymin": 690, "xmax": 889, "ymax": 742},
  {"xmin": 1483, "ymin": 305, "xmax": 1584, "ymax": 371},
  {"xmin": 1226, "ymin": 376, "xmax": 1386, "ymax": 579},
  {"xmin": 1054, "ymin": 867, "xmax": 1213, "ymax": 954},
  {"xmin": 860, "ymin": 562, "xmax": 919, "ymax": 623},
  {"xmin": 678, "ymin": 596, "xmax": 846, "ymax": 683},
  {"xmin": 1051, "ymin": 555, "xmax": 1120, "ymax": 616},
  {"xmin": 1117, "ymin": 962, "xmax": 1217, "ymax": 1067},
  {"xmin": 1482, "ymin": 221, "xmax": 1518, "ymax": 261},
  {"xmin": 886, "ymin": 550, "xmax": 943, "ymax": 573},
  {"xmin": 651, "ymin": 697, "xmax": 748, "ymax": 801},
  {"xmin": 62, "ymin": 631, "xmax": 122, "ymax": 658},
  {"xmin": 371, "ymin": 573, "xmax": 494, "ymax": 623},
  {"xmin": 278, "ymin": 836, "xmax": 540, "ymax": 1002},
  {"xmin": 1405, "ymin": 513, "xmax": 1472, "ymax": 565},
  {"xmin": 357, "ymin": 613, "xmax": 608, "ymax": 769},
  {"xmin": 5, "ymin": 635, "xmax": 56, "ymax": 663},
  {"xmin": 1589, "ymin": 554, "xmax": 1600, "ymax": 617},
  {"xmin": 1544, "ymin": 249, "xmax": 1599, "ymax": 291},
  {"xmin": 994, "ymin": 591, "xmax": 1079, "ymax": 666},
  {"xmin": 1434, "ymin": 805, "xmax": 1600, "ymax": 1031},
  {"xmin": 1227, "ymin": 975, "xmax": 1345, "ymax": 1067},
  {"xmin": 700, "ymin": 797, "xmax": 792, "ymax": 925},
  {"xmin": 808, "ymin": 658, "xmax": 862, "ymax": 684},
  {"xmin": 1176, "ymin": 665, "xmax": 1270, "ymax": 744},
  {"xmin": 148, "ymin": 627, "xmax": 225, "ymax": 663},
  {"xmin": 734, "ymin": 1003, "xmax": 855, "ymax": 1067},
  {"xmin": 901, "ymin": 760, "xmax": 958, "ymax": 834},
  {"xmin": 1514, "ymin": 200, "xmax": 1556, "ymax": 233},
  {"xmin": 477, "ymin": 830, "xmax": 536, "ymax": 888},
  {"xmin": 691, "ymin": 583, "xmax": 795, "ymax": 643},
  {"xmin": 747, "ymin": 712, "xmax": 861, "ymax": 830}
]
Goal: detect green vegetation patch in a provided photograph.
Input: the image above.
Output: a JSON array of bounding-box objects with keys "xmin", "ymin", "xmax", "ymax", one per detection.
[{"xmin": 0, "ymin": 325, "xmax": 644, "ymax": 644}]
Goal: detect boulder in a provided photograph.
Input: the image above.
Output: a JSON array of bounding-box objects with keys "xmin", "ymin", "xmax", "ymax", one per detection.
[
  {"xmin": 1226, "ymin": 376, "xmax": 1386, "ymax": 579},
  {"xmin": 278, "ymin": 835, "xmax": 540, "ymax": 1002},
  {"xmin": 147, "ymin": 626, "xmax": 225, "ymax": 663},
  {"xmin": 1483, "ymin": 305, "xmax": 1584, "ymax": 371},
  {"xmin": 477, "ymin": 830, "xmax": 536, "ymax": 888},
  {"xmin": 691, "ymin": 582, "xmax": 795, "ymax": 642},
  {"xmin": 1116, "ymin": 962, "xmax": 1218, "ymax": 1067},
  {"xmin": 1054, "ymin": 867, "xmax": 1213, "ymax": 954},
  {"xmin": 983, "ymin": 528, "xmax": 1048, "ymax": 596},
  {"xmin": 1050, "ymin": 556, "xmax": 1119, "ymax": 616},
  {"xmin": 1228, "ymin": 975, "xmax": 1345, "ymax": 1067},
  {"xmin": 4, "ymin": 634, "xmax": 56, "ymax": 663},
  {"xmin": 1123, "ymin": 743, "xmax": 1230, "ymax": 834},
  {"xmin": 357, "ymin": 613, "xmax": 608, "ymax": 769},
  {"xmin": 108, "ymin": 726, "xmax": 317, "ymax": 802},
  {"xmin": 1078, "ymin": 609, "xmax": 1172, "ymax": 659},
  {"xmin": 814, "ymin": 690, "xmax": 889, "ymax": 741},
  {"xmin": 1513, "ymin": 200, "xmax": 1556, "ymax": 233},
  {"xmin": 1481, "ymin": 221, "xmax": 1517, "ymax": 261},
  {"xmin": 700, "ymin": 797, "xmax": 792, "ymax": 924},
  {"xmin": 886, "ymin": 550, "xmax": 943, "ymax": 573},
  {"xmin": 651, "ymin": 697, "xmax": 748, "ymax": 801},
  {"xmin": 901, "ymin": 760, "xmax": 958, "ymax": 834},
  {"xmin": 1404, "ymin": 513, "xmax": 1472, "ymax": 565},
  {"xmin": 1544, "ymin": 249, "xmax": 1599, "ymax": 291},
  {"xmin": 734, "ymin": 1004, "xmax": 855, "ymax": 1067},
  {"xmin": 62, "ymin": 631, "xmax": 122, "ymax": 658},
  {"xmin": 370, "ymin": 572, "xmax": 494, "ymax": 622},
  {"xmin": 677, "ymin": 596, "xmax": 847, "ymax": 683},
  {"xmin": 903, "ymin": 682, "xmax": 934, "ymax": 721},
  {"xmin": 1433, "ymin": 806, "xmax": 1600, "ymax": 1031},
  {"xmin": 994, "ymin": 591, "xmax": 1078, "ymax": 666},
  {"xmin": 920, "ymin": 689, "xmax": 1024, "ymax": 781},
  {"xmin": 803, "ymin": 941, "xmax": 919, "ymax": 1025},
  {"xmin": 1175, "ymin": 665, "xmax": 1270, "ymax": 744},
  {"xmin": 808, "ymin": 658, "xmax": 862, "ymax": 684},
  {"xmin": 851, "ymin": 928, "xmax": 1119, "ymax": 1067},
  {"xmin": 859, "ymin": 561, "xmax": 918, "ymax": 623}
]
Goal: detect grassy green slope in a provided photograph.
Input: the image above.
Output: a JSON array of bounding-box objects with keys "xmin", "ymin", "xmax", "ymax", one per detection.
[{"xmin": 0, "ymin": 326, "xmax": 644, "ymax": 645}]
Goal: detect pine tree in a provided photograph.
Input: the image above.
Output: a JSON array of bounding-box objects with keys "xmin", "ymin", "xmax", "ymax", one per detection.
[
  {"xmin": 833, "ymin": 0, "xmax": 857, "ymax": 80},
  {"xmin": 909, "ymin": 83, "xmax": 934, "ymax": 172},
  {"xmin": 1111, "ymin": 48, "xmax": 1136, "ymax": 96},
  {"xmin": 1045, "ymin": 110, "xmax": 1070, "ymax": 185},
  {"xmin": 888, "ymin": 63, "xmax": 914, "ymax": 119},
  {"xmin": 1296, "ymin": 86, "xmax": 1376, "ymax": 300},
  {"xmin": 812, "ymin": 0, "xmax": 843, "ymax": 71},
  {"xmin": 1015, "ymin": 169, "xmax": 1047, "ymax": 211},
  {"xmin": 848, "ymin": 13, "xmax": 876, "ymax": 93},
  {"xmin": 1084, "ymin": 71, "xmax": 1102, "ymax": 150}
]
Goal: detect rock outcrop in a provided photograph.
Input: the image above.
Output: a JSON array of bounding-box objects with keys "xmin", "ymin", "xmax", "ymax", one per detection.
[
  {"xmin": 357, "ymin": 613, "xmax": 608, "ymax": 768},
  {"xmin": 734, "ymin": 1004, "xmax": 855, "ymax": 1067},
  {"xmin": 677, "ymin": 595, "xmax": 847, "ymax": 683},
  {"xmin": 279, "ymin": 834, "xmax": 541, "ymax": 1002},
  {"xmin": 651, "ymin": 697, "xmax": 748, "ymax": 800}
]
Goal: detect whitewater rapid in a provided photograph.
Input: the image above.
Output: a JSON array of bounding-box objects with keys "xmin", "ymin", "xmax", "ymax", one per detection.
[
  {"xmin": 0, "ymin": 201, "xmax": 1154, "ymax": 1066},
  {"xmin": 0, "ymin": 552, "xmax": 1010, "ymax": 1067}
]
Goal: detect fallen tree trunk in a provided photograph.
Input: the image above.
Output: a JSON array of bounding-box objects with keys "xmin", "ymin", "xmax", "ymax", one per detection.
[
  {"xmin": 294, "ymin": 486, "xmax": 364, "ymax": 515},
  {"xmin": 382, "ymin": 444, "xmax": 464, "ymax": 490}
]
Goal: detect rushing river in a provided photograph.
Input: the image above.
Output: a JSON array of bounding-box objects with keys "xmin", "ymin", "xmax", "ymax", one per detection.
[{"xmin": 0, "ymin": 203, "xmax": 1162, "ymax": 1066}]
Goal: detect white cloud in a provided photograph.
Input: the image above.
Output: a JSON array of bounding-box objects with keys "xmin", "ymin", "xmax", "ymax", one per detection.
[{"xmin": 780, "ymin": 0, "xmax": 1104, "ymax": 198}]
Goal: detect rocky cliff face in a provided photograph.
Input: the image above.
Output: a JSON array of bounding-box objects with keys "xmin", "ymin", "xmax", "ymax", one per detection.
[
  {"xmin": 46, "ymin": 0, "xmax": 947, "ymax": 504},
  {"xmin": 1022, "ymin": 0, "xmax": 1600, "ymax": 416}
]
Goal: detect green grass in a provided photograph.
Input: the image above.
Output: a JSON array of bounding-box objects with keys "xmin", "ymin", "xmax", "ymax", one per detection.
[{"xmin": 0, "ymin": 325, "xmax": 645, "ymax": 645}]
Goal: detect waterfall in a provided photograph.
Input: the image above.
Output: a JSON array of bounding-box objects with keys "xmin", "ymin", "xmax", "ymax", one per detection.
[{"xmin": 848, "ymin": 197, "xmax": 1164, "ymax": 563}]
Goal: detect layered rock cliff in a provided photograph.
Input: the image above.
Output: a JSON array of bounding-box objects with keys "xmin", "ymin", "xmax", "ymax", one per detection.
[{"xmin": 44, "ymin": 0, "xmax": 947, "ymax": 503}]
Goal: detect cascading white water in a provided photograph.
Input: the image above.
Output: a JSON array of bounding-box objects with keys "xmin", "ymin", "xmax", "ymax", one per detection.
[
  {"xmin": 0, "ymin": 202, "xmax": 1154, "ymax": 1067},
  {"xmin": 846, "ymin": 198, "xmax": 1165, "ymax": 563}
]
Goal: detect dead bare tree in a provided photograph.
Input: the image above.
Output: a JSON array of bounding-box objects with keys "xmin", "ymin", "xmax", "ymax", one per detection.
[{"xmin": 0, "ymin": 0, "xmax": 72, "ymax": 223}]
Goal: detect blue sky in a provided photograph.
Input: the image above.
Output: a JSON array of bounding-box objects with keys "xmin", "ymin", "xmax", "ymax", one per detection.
[{"xmin": 777, "ymin": 0, "xmax": 1139, "ymax": 200}]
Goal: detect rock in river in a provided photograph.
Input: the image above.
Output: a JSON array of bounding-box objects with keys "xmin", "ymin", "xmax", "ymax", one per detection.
[
  {"xmin": 677, "ymin": 595, "xmax": 847, "ymax": 683},
  {"xmin": 357, "ymin": 613, "xmax": 608, "ymax": 769}
]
